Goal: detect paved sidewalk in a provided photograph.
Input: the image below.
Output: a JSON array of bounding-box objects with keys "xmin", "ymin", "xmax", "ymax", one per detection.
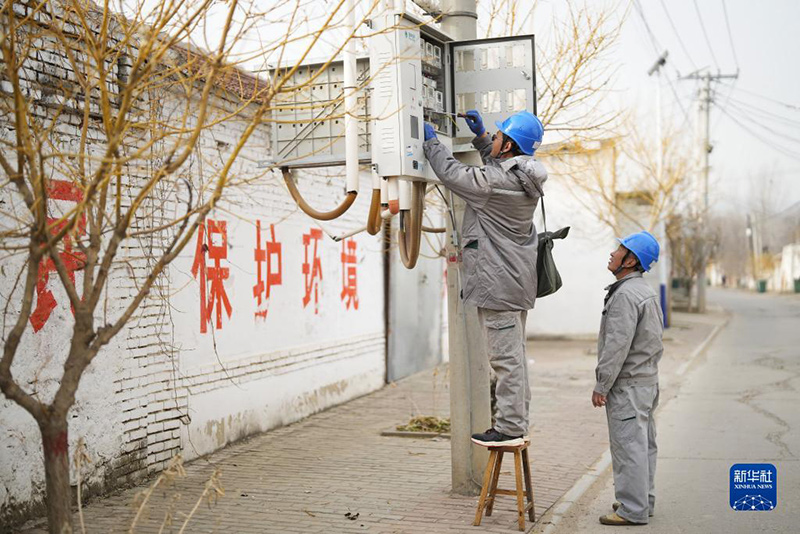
[{"xmin": 21, "ymin": 311, "xmax": 723, "ymax": 533}]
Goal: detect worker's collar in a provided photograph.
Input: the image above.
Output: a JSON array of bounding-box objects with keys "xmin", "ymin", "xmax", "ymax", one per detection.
[{"xmin": 604, "ymin": 271, "xmax": 643, "ymax": 293}]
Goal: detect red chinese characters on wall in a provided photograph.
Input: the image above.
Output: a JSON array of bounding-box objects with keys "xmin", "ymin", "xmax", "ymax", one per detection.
[
  {"xmin": 340, "ymin": 238, "xmax": 359, "ymax": 310},
  {"xmin": 302, "ymin": 228, "xmax": 323, "ymax": 314},
  {"xmin": 253, "ymin": 220, "xmax": 282, "ymax": 320},
  {"xmin": 30, "ymin": 180, "xmax": 87, "ymax": 333},
  {"xmin": 188, "ymin": 221, "xmax": 367, "ymax": 330},
  {"xmin": 192, "ymin": 219, "xmax": 232, "ymax": 333}
]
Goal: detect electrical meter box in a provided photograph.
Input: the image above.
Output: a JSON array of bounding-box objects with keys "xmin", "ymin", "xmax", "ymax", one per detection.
[
  {"xmin": 268, "ymin": 57, "xmax": 372, "ymax": 169},
  {"xmin": 266, "ymin": 11, "xmax": 536, "ymax": 175},
  {"xmin": 450, "ymin": 36, "xmax": 537, "ymax": 143},
  {"xmin": 370, "ymin": 11, "xmax": 536, "ymax": 182},
  {"xmin": 369, "ymin": 13, "xmax": 450, "ymax": 179}
]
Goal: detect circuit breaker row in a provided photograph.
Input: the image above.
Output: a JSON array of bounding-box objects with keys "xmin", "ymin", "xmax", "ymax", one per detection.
[{"xmin": 421, "ymin": 38, "xmax": 447, "ymax": 133}]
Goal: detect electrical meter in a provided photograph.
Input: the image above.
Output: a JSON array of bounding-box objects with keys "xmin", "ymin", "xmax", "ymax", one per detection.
[
  {"xmin": 369, "ymin": 13, "xmax": 449, "ymax": 180},
  {"xmin": 369, "ymin": 11, "xmax": 536, "ymax": 183}
]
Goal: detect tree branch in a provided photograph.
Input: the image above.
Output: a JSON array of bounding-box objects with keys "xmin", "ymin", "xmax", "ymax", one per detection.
[{"xmin": 0, "ymin": 246, "xmax": 45, "ymax": 421}]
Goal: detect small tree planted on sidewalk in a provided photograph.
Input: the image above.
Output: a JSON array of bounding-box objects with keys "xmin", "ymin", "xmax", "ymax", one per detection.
[{"xmin": 0, "ymin": 0, "xmax": 374, "ymax": 530}]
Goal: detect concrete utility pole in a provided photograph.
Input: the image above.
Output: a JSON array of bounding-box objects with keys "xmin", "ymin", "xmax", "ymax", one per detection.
[
  {"xmin": 648, "ymin": 51, "xmax": 670, "ymax": 327},
  {"xmin": 746, "ymin": 213, "xmax": 758, "ymax": 283},
  {"xmin": 680, "ymin": 70, "xmax": 738, "ymax": 312},
  {"xmin": 440, "ymin": 0, "xmax": 489, "ymax": 496}
]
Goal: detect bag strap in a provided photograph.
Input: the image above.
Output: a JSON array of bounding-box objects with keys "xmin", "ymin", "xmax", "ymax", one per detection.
[{"xmin": 530, "ymin": 177, "xmax": 547, "ymax": 233}]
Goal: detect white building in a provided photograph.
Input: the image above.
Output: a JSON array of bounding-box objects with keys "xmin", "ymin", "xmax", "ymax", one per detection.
[{"xmin": 775, "ymin": 243, "xmax": 800, "ymax": 292}]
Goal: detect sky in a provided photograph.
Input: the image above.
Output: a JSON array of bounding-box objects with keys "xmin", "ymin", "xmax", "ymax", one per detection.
[{"xmin": 612, "ymin": 0, "xmax": 800, "ymax": 216}]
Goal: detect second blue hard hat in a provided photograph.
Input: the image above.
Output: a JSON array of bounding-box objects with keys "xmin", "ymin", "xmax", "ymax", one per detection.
[
  {"xmin": 618, "ymin": 231, "xmax": 660, "ymax": 272},
  {"xmin": 495, "ymin": 111, "xmax": 544, "ymax": 155}
]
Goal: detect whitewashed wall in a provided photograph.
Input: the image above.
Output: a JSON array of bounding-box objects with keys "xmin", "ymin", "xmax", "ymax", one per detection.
[
  {"xmin": 1, "ymin": 79, "xmax": 387, "ymax": 525},
  {"xmin": 170, "ymin": 167, "xmax": 385, "ymax": 458},
  {"xmin": 526, "ymin": 166, "xmax": 616, "ymax": 337}
]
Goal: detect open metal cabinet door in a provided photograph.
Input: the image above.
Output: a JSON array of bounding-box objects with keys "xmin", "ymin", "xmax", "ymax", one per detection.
[{"xmin": 448, "ymin": 35, "xmax": 536, "ymax": 150}]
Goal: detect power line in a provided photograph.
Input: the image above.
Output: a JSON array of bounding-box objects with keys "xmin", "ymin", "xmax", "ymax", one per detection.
[
  {"xmin": 632, "ymin": 0, "xmax": 691, "ymax": 123},
  {"xmin": 665, "ymin": 74, "xmax": 692, "ymax": 125},
  {"xmin": 715, "ymin": 103, "xmax": 800, "ymax": 163},
  {"xmin": 711, "ymin": 82, "xmax": 737, "ymax": 133},
  {"xmin": 721, "ymin": 0, "xmax": 740, "ymax": 70},
  {"xmin": 632, "ymin": 0, "xmax": 661, "ymax": 55},
  {"xmin": 724, "ymin": 95, "xmax": 800, "ymax": 129},
  {"xmin": 724, "ymin": 100, "xmax": 800, "ymax": 146},
  {"xmin": 659, "ymin": 0, "xmax": 698, "ymax": 70},
  {"xmin": 693, "ymin": 0, "xmax": 720, "ymax": 69},
  {"xmin": 714, "ymin": 0, "xmax": 740, "ymax": 133},
  {"xmin": 718, "ymin": 81, "xmax": 800, "ymax": 111},
  {"xmin": 756, "ymin": 199, "xmax": 800, "ymax": 223}
]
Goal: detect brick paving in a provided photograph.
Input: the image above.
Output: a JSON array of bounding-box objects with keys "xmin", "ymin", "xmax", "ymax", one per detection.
[{"xmin": 20, "ymin": 312, "xmax": 722, "ymax": 533}]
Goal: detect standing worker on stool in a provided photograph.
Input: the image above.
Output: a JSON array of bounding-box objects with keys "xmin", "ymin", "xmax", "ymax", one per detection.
[
  {"xmin": 592, "ymin": 231, "xmax": 663, "ymax": 526},
  {"xmin": 423, "ymin": 109, "xmax": 547, "ymax": 447}
]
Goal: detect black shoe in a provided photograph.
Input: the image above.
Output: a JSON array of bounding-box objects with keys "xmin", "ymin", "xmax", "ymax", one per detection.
[{"xmin": 470, "ymin": 428, "xmax": 524, "ymax": 447}]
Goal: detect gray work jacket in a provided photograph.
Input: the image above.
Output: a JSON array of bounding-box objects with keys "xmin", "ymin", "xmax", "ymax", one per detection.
[
  {"xmin": 423, "ymin": 135, "xmax": 547, "ymax": 311},
  {"xmin": 594, "ymin": 272, "xmax": 664, "ymax": 396}
]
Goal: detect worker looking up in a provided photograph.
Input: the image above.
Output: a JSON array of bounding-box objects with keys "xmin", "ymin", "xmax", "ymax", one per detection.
[
  {"xmin": 423, "ymin": 110, "xmax": 546, "ymax": 447},
  {"xmin": 592, "ymin": 231, "xmax": 663, "ymax": 526}
]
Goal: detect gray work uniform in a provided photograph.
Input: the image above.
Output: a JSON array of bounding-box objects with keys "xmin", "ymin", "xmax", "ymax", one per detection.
[
  {"xmin": 424, "ymin": 135, "xmax": 547, "ymax": 437},
  {"xmin": 595, "ymin": 272, "xmax": 664, "ymax": 524}
]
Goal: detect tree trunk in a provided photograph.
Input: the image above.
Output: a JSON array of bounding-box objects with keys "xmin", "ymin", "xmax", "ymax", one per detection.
[{"xmin": 40, "ymin": 416, "xmax": 73, "ymax": 533}]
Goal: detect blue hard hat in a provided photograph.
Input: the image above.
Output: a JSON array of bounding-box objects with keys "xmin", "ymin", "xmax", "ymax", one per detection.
[
  {"xmin": 495, "ymin": 111, "xmax": 544, "ymax": 155},
  {"xmin": 618, "ymin": 231, "xmax": 660, "ymax": 272}
]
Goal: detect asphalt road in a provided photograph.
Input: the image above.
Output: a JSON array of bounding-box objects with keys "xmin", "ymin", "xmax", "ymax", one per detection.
[{"xmin": 550, "ymin": 289, "xmax": 800, "ymax": 533}]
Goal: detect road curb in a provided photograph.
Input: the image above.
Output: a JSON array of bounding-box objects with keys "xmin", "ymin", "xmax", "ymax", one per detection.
[
  {"xmin": 675, "ymin": 316, "xmax": 730, "ymax": 376},
  {"xmin": 536, "ymin": 314, "xmax": 730, "ymax": 534},
  {"xmin": 538, "ymin": 450, "xmax": 612, "ymax": 534}
]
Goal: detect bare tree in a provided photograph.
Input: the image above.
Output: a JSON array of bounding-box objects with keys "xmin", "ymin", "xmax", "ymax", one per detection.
[
  {"xmin": 666, "ymin": 214, "xmax": 718, "ymax": 310},
  {"xmin": 542, "ymin": 114, "xmax": 694, "ymax": 237},
  {"xmin": 618, "ymin": 119, "xmax": 695, "ymax": 228},
  {"xmin": 747, "ymin": 169, "xmax": 797, "ymax": 257},
  {"xmin": 0, "ymin": 0, "xmax": 372, "ymax": 530},
  {"xmin": 711, "ymin": 211, "xmax": 749, "ymax": 286},
  {"xmin": 477, "ymin": 0, "xmax": 675, "ymax": 237},
  {"xmin": 479, "ymin": 0, "xmax": 627, "ymax": 141},
  {"xmin": 711, "ymin": 170, "xmax": 800, "ymax": 287}
]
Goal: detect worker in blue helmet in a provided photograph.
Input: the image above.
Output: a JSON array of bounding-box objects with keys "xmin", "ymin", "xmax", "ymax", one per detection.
[
  {"xmin": 422, "ymin": 109, "xmax": 546, "ymax": 447},
  {"xmin": 593, "ymin": 231, "xmax": 664, "ymax": 526},
  {"xmin": 493, "ymin": 110, "xmax": 544, "ymax": 155}
]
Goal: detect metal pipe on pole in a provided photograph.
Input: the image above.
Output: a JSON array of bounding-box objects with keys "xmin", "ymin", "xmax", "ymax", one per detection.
[
  {"xmin": 648, "ymin": 51, "xmax": 670, "ymax": 327},
  {"xmin": 697, "ymin": 74, "xmax": 711, "ymax": 311},
  {"xmin": 344, "ymin": 0, "xmax": 359, "ymax": 193},
  {"xmin": 440, "ymin": 0, "xmax": 489, "ymax": 496}
]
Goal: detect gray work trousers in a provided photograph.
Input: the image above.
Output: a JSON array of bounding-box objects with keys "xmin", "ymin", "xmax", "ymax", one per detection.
[
  {"xmin": 478, "ymin": 308, "xmax": 530, "ymax": 437},
  {"xmin": 605, "ymin": 383, "xmax": 659, "ymax": 524}
]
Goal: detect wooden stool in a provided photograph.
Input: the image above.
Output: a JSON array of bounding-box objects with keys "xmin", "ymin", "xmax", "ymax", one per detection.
[{"xmin": 473, "ymin": 441, "xmax": 535, "ymax": 531}]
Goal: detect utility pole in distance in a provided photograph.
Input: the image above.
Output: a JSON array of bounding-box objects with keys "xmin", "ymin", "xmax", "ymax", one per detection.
[{"xmin": 679, "ymin": 69, "xmax": 738, "ymax": 312}]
